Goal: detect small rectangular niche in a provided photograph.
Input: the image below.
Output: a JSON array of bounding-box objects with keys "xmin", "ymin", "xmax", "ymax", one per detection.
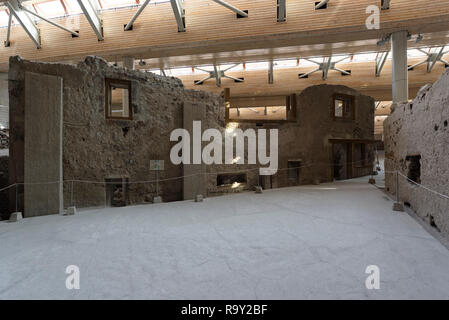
[
  {"xmin": 217, "ymin": 172, "xmax": 247, "ymax": 187},
  {"xmin": 105, "ymin": 177, "xmax": 129, "ymax": 207},
  {"xmin": 406, "ymin": 155, "xmax": 421, "ymax": 184},
  {"xmin": 105, "ymin": 78, "xmax": 132, "ymax": 120}
]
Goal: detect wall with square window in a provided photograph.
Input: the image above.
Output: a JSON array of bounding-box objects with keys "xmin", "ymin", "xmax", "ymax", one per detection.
[
  {"xmin": 384, "ymin": 69, "xmax": 449, "ymax": 239},
  {"xmin": 105, "ymin": 79, "xmax": 132, "ymax": 120}
]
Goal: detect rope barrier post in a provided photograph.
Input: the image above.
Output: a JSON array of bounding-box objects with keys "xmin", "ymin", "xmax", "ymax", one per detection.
[
  {"xmin": 393, "ymin": 170, "xmax": 404, "ymax": 212},
  {"xmin": 9, "ymin": 183, "xmax": 23, "ymax": 222},
  {"xmin": 66, "ymin": 180, "xmax": 77, "ymax": 216},
  {"xmin": 369, "ymin": 160, "xmax": 376, "ymax": 185},
  {"xmin": 70, "ymin": 180, "xmax": 74, "ymax": 206},
  {"xmin": 156, "ymin": 170, "xmax": 159, "ymax": 196},
  {"xmin": 255, "ymin": 167, "xmax": 263, "ymax": 193},
  {"xmin": 15, "ymin": 183, "xmax": 18, "ymax": 213},
  {"xmin": 195, "ymin": 171, "xmax": 204, "ymax": 202},
  {"xmin": 153, "ymin": 170, "xmax": 162, "ymax": 204}
]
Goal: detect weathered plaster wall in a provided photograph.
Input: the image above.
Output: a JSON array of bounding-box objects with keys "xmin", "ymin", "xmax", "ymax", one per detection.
[
  {"xmin": 384, "ymin": 68, "xmax": 449, "ymax": 238},
  {"xmin": 204, "ymin": 84, "xmax": 374, "ymax": 194},
  {"xmin": 9, "ymin": 56, "xmax": 374, "ymax": 216},
  {"xmin": 9, "ymin": 56, "xmax": 222, "ymax": 214}
]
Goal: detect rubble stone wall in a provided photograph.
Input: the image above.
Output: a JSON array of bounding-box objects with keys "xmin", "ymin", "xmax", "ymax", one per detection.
[
  {"xmin": 9, "ymin": 57, "xmax": 374, "ymax": 216},
  {"xmin": 9, "ymin": 56, "xmax": 222, "ymax": 213},
  {"xmin": 384, "ymin": 68, "xmax": 449, "ymax": 239},
  {"xmin": 204, "ymin": 84, "xmax": 374, "ymax": 194}
]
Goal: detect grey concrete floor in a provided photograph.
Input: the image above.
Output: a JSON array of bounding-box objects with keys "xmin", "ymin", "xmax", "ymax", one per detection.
[{"xmin": 1, "ymin": 176, "xmax": 449, "ymax": 299}]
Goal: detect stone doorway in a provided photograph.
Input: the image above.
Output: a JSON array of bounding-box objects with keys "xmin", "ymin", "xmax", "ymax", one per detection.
[{"xmin": 105, "ymin": 177, "xmax": 129, "ymax": 207}]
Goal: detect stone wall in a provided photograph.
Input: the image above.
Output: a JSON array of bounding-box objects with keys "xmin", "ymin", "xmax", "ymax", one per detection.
[
  {"xmin": 384, "ymin": 68, "xmax": 449, "ymax": 238},
  {"xmin": 204, "ymin": 84, "xmax": 374, "ymax": 194},
  {"xmin": 9, "ymin": 56, "xmax": 374, "ymax": 216},
  {"xmin": 9, "ymin": 56, "xmax": 222, "ymax": 215}
]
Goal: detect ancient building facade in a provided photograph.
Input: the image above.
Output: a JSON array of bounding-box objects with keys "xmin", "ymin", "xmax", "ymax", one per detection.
[{"xmin": 6, "ymin": 56, "xmax": 374, "ymax": 218}]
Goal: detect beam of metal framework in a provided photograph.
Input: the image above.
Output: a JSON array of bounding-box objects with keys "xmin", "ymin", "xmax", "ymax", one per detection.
[
  {"xmin": 160, "ymin": 68, "xmax": 167, "ymax": 77},
  {"xmin": 322, "ymin": 56, "xmax": 332, "ymax": 80},
  {"xmin": 20, "ymin": 5, "xmax": 79, "ymax": 37},
  {"xmin": 375, "ymin": 51, "xmax": 389, "ymax": 77},
  {"xmin": 315, "ymin": 0, "xmax": 329, "ymax": 10},
  {"xmin": 211, "ymin": 0, "xmax": 248, "ymax": 17},
  {"xmin": 193, "ymin": 64, "xmax": 242, "ymax": 87},
  {"xmin": 427, "ymin": 46, "xmax": 448, "ymax": 72},
  {"xmin": 4, "ymin": 0, "xmax": 41, "ymax": 48},
  {"xmin": 213, "ymin": 65, "xmax": 221, "ymax": 86},
  {"xmin": 77, "ymin": 0, "xmax": 103, "ymax": 41},
  {"xmin": 300, "ymin": 55, "xmax": 350, "ymax": 80},
  {"xmin": 408, "ymin": 46, "xmax": 449, "ymax": 72},
  {"xmin": 124, "ymin": 0, "xmax": 151, "ymax": 31},
  {"xmin": 4, "ymin": 10, "xmax": 12, "ymax": 46},
  {"xmin": 277, "ymin": 0, "xmax": 286, "ymax": 22},
  {"xmin": 268, "ymin": 60, "xmax": 274, "ymax": 84},
  {"xmin": 170, "ymin": 0, "xmax": 186, "ymax": 32}
]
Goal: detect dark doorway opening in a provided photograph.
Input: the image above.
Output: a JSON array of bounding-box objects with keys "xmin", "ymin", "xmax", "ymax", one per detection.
[
  {"xmin": 288, "ymin": 160, "xmax": 301, "ymax": 185},
  {"xmin": 333, "ymin": 143, "xmax": 351, "ymax": 180},
  {"xmin": 406, "ymin": 155, "xmax": 421, "ymax": 184},
  {"xmin": 105, "ymin": 177, "xmax": 128, "ymax": 207}
]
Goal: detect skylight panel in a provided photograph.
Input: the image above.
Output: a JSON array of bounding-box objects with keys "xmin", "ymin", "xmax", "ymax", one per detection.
[
  {"xmin": 273, "ymin": 59, "xmax": 298, "ymax": 69},
  {"xmin": 64, "ymin": 0, "xmax": 84, "ymax": 14},
  {"xmin": 36, "ymin": 0, "xmax": 67, "ymax": 18},
  {"xmin": 0, "ymin": 10, "xmax": 10, "ymax": 28},
  {"xmin": 99, "ymin": 0, "xmax": 138, "ymax": 10}
]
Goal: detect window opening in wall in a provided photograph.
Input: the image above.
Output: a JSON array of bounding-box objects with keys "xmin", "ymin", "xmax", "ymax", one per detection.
[
  {"xmin": 228, "ymin": 106, "xmax": 287, "ymax": 122},
  {"xmin": 333, "ymin": 94, "xmax": 354, "ymax": 120},
  {"xmin": 105, "ymin": 79, "xmax": 132, "ymax": 120},
  {"xmin": 217, "ymin": 173, "xmax": 247, "ymax": 187},
  {"xmin": 406, "ymin": 155, "xmax": 421, "ymax": 184}
]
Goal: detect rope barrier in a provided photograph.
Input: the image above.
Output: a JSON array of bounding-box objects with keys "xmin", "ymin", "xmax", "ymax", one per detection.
[
  {"xmin": 1, "ymin": 160, "xmax": 447, "ymax": 207},
  {"xmin": 3, "ymin": 159, "xmax": 443, "ymax": 199},
  {"xmin": 0, "ymin": 159, "xmax": 371, "ymax": 188},
  {"xmin": 397, "ymin": 171, "xmax": 449, "ymax": 200}
]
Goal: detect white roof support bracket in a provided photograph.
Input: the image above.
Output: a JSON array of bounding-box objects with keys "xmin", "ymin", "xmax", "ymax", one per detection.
[
  {"xmin": 4, "ymin": 9, "xmax": 12, "ymax": 47},
  {"xmin": 124, "ymin": 0, "xmax": 151, "ymax": 31},
  {"xmin": 5, "ymin": 0, "xmax": 41, "ymax": 48},
  {"xmin": 77, "ymin": 0, "xmax": 103, "ymax": 41},
  {"xmin": 170, "ymin": 0, "xmax": 186, "ymax": 32},
  {"xmin": 20, "ymin": 5, "xmax": 79, "ymax": 37},
  {"xmin": 211, "ymin": 0, "xmax": 248, "ymax": 18},
  {"xmin": 268, "ymin": 60, "xmax": 274, "ymax": 84},
  {"xmin": 375, "ymin": 51, "xmax": 389, "ymax": 77}
]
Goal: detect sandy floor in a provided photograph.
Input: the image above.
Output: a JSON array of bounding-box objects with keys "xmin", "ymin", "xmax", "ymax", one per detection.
[{"xmin": 1, "ymin": 176, "xmax": 449, "ymax": 299}]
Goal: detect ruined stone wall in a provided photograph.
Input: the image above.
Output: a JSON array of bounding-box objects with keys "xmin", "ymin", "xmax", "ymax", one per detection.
[
  {"xmin": 205, "ymin": 84, "xmax": 375, "ymax": 194},
  {"xmin": 384, "ymin": 68, "xmax": 449, "ymax": 238},
  {"xmin": 9, "ymin": 56, "xmax": 222, "ymax": 213},
  {"xmin": 9, "ymin": 56, "xmax": 374, "ymax": 215}
]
